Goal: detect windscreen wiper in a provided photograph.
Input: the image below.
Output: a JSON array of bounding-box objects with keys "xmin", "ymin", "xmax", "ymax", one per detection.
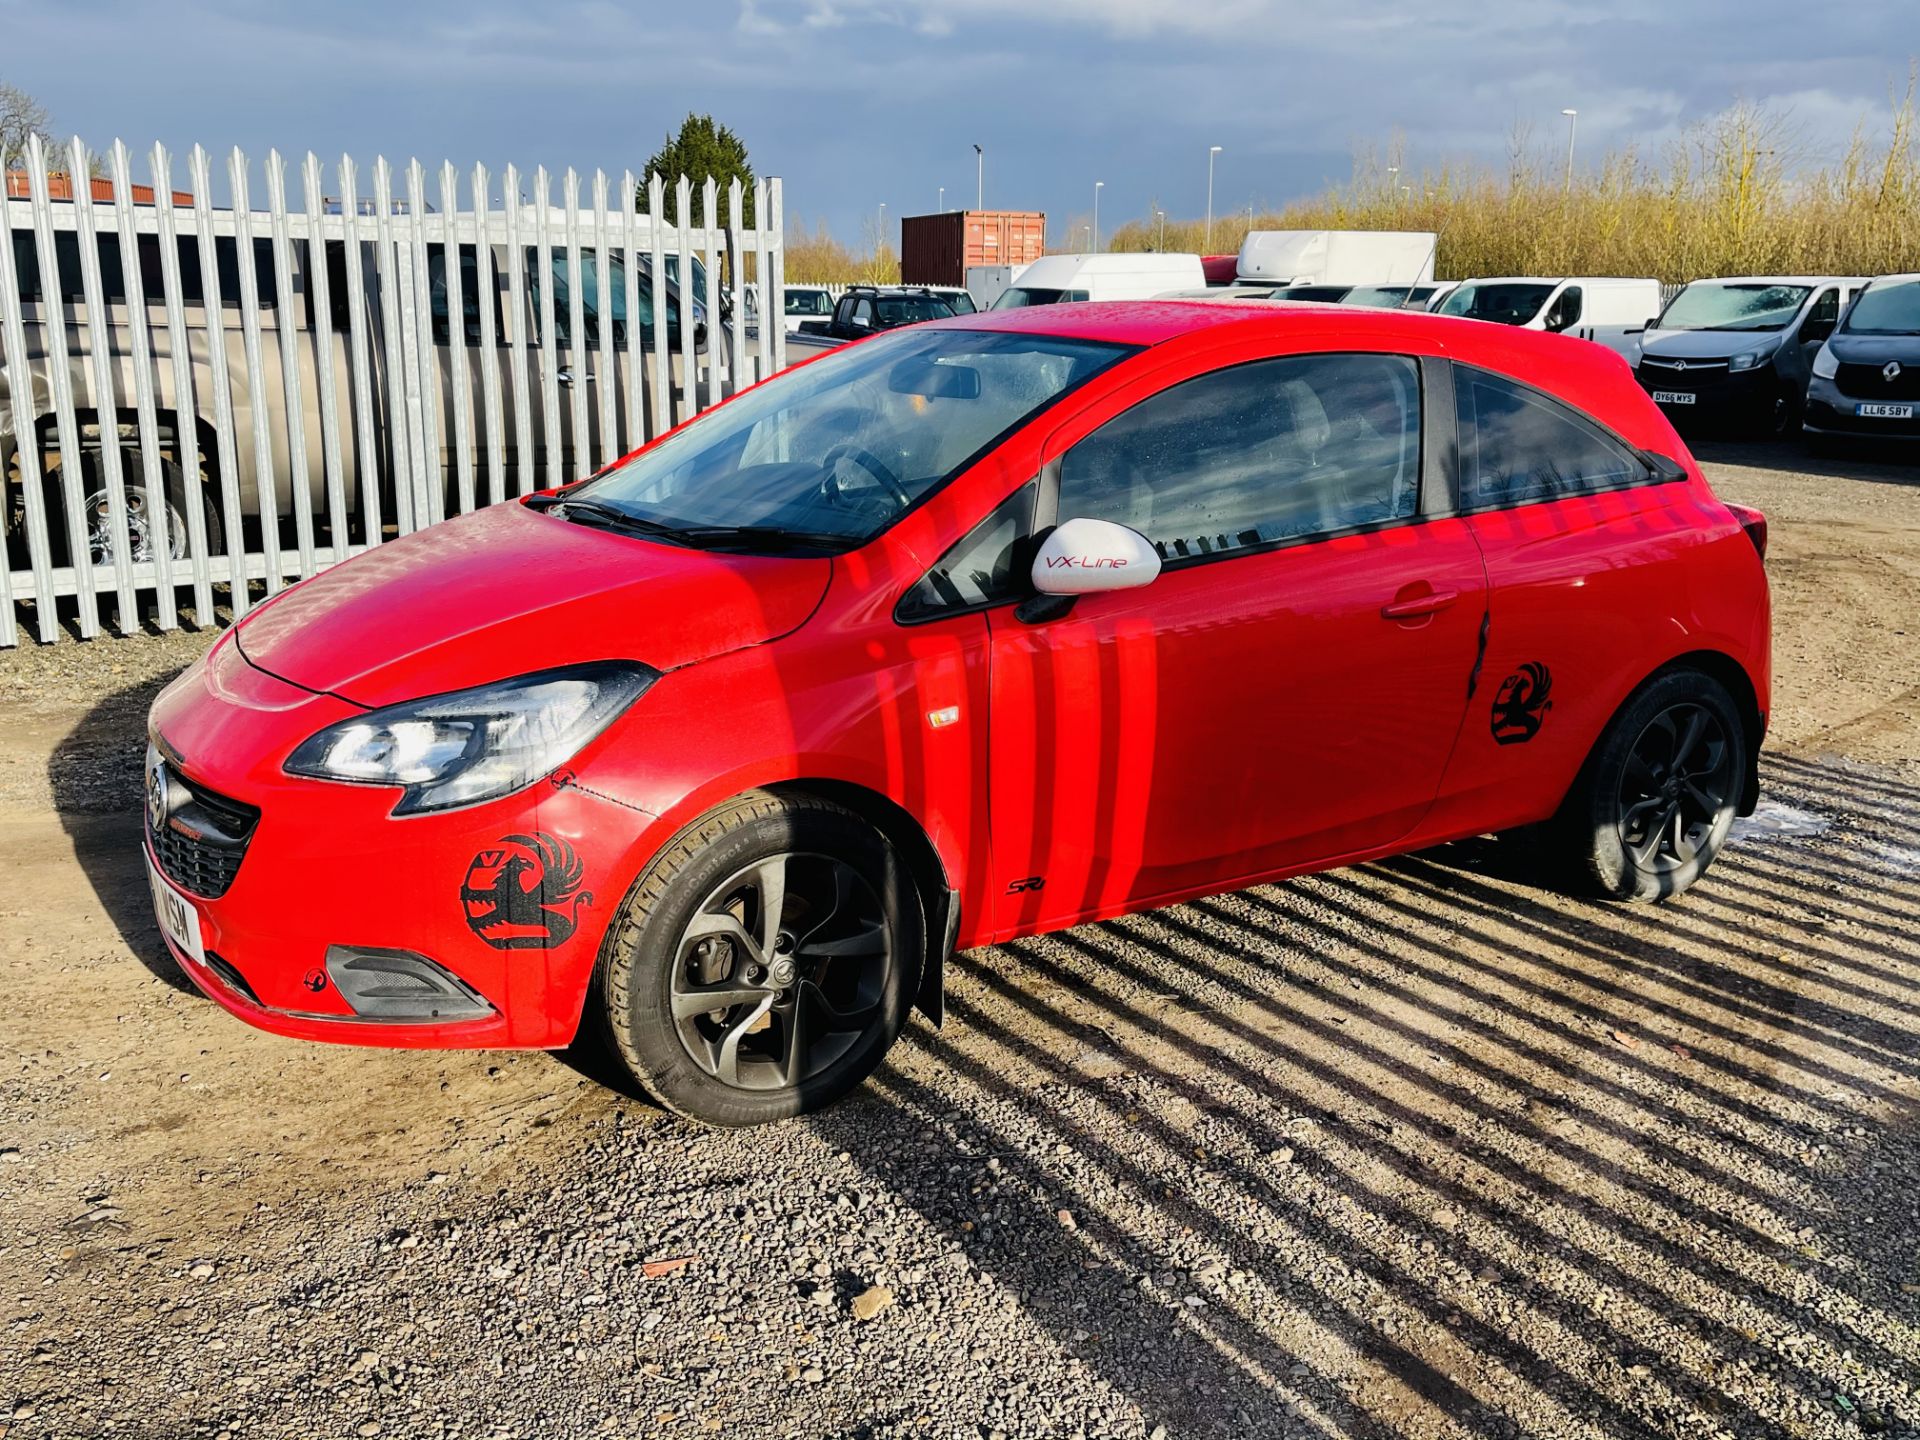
[
  {"xmin": 667, "ymin": 524, "xmax": 846, "ymax": 554},
  {"xmin": 526, "ymin": 496, "xmax": 694, "ymax": 547}
]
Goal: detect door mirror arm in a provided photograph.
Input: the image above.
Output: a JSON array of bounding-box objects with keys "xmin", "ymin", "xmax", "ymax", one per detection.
[{"xmin": 1015, "ymin": 593, "xmax": 1077, "ymax": 625}]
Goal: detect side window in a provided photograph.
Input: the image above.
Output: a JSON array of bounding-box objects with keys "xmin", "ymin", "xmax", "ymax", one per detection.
[
  {"xmin": 1056, "ymin": 353, "xmax": 1421, "ymax": 562},
  {"xmin": 212, "ymin": 237, "xmax": 278, "ymax": 308},
  {"xmin": 897, "ymin": 481, "xmax": 1038, "ymax": 621},
  {"xmin": 1800, "ymin": 287, "xmax": 1839, "ymax": 344},
  {"xmin": 1454, "ymin": 366, "xmax": 1648, "ymax": 508},
  {"xmin": 528, "ymin": 249, "xmax": 596, "ymax": 346},
  {"xmin": 1545, "ymin": 286, "xmax": 1582, "ymax": 331},
  {"xmin": 429, "ymin": 244, "xmax": 497, "ymax": 346},
  {"xmin": 11, "ymin": 233, "xmax": 239, "ymax": 307}
]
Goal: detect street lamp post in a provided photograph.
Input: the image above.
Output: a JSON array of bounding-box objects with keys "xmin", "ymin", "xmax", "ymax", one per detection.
[
  {"xmin": 973, "ymin": 144, "xmax": 983, "ymax": 210},
  {"xmin": 1093, "ymin": 180, "xmax": 1104, "ymax": 252},
  {"xmin": 938, "ymin": 185, "xmax": 944, "ymax": 212},
  {"xmin": 1156, "ymin": 208, "xmax": 1166, "ymax": 251},
  {"xmin": 877, "ymin": 202, "xmax": 886, "ymax": 262},
  {"xmin": 1561, "ymin": 108, "xmax": 1578, "ymax": 191},
  {"xmin": 1205, "ymin": 145, "xmax": 1222, "ymax": 250}
]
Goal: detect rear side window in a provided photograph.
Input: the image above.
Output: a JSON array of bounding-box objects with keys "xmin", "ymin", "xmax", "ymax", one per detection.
[
  {"xmin": 10, "ymin": 232, "xmax": 270, "ymax": 308},
  {"xmin": 1454, "ymin": 367, "xmax": 1647, "ymax": 508},
  {"xmin": 428, "ymin": 244, "xmax": 504, "ymax": 346},
  {"xmin": 897, "ymin": 481, "xmax": 1037, "ymax": 621},
  {"xmin": 1057, "ymin": 352, "xmax": 1421, "ymax": 563}
]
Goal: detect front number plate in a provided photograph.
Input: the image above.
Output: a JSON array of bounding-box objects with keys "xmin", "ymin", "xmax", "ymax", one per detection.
[
  {"xmin": 1651, "ymin": 390, "xmax": 1696, "ymax": 405},
  {"xmin": 1857, "ymin": 402, "xmax": 1914, "ymax": 419},
  {"xmin": 146, "ymin": 852, "xmax": 206, "ymax": 965}
]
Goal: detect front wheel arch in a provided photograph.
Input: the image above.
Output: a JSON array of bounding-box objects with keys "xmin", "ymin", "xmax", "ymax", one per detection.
[{"xmin": 763, "ymin": 779, "xmax": 955, "ymax": 1025}]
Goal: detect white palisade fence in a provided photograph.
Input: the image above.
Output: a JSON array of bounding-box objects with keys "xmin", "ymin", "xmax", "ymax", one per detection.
[{"xmin": 0, "ymin": 136, "xmax": 787, "ymax": 647}]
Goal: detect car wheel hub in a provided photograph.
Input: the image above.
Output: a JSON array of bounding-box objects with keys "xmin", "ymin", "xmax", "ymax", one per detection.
[
  {"xmin": 668, "ymin": 852, "xmax": 892, "ymax": 1092},
  {"xmin": 84, "ymin": 485, "xmax": 188, "ymax": 568},
  {"xmin": 1616, "ymin": 702, "xmax": 1732, "ymax": 874}
]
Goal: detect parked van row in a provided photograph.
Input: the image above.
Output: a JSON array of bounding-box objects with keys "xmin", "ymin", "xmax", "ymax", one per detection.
[{"xmin": 1633, "ymin": 274, "xmax": 1920, "ymax": 448}]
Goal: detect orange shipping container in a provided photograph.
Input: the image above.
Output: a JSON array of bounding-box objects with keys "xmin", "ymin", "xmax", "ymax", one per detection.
[{"xmin": 899, "ymin": 210, "xmax": 1046, "ymax": 287}]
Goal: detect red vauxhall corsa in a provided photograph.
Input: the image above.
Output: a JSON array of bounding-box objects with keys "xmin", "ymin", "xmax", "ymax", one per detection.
[{"xmin": 145, "ymin": 302, "xmax": 1771, "ymax": 1126}]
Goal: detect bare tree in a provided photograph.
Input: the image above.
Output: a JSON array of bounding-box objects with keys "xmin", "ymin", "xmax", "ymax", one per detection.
[{"xmin": 0, "ymin": 78, "xmax": 52, "ymax": 158}]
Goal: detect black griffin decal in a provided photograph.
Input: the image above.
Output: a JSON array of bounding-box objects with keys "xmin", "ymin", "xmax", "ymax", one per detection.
[
  {"xmin": 1490, "ymin": 662, "xmax": 1554, "ymax": 746},
  {"xmin": 460, "ymin": 832, "xmax": 595, "ymax": 950}
]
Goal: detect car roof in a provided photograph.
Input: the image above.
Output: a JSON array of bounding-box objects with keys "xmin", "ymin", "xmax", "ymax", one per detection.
[
  {"xmin": 1678, "ymin": 275, "xmax": 1870, "ymax": 287},
  {"xmin": 922, "ymin": 300, "xmax": 1668, "ymax": 450},
  {"xmin": 924, "ymin": 298, "xmax": 1521, "ymax": 348},
  {"xmin": 1459, "ymin": 276, "xmax": 1657, "ymax": 287}
]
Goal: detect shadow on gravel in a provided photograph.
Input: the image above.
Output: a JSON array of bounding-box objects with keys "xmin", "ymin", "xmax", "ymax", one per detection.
[
  {"xmin": 819, "ymin": 752, "xmax": 1920, "ymax": 1438},
  {"xmin": 1690, "ymin": 436, "xmax": 1920, "ymax": 488},
  {"xmin": 50, "ymin": 670, "xmax": 197, "ymax": 994}
]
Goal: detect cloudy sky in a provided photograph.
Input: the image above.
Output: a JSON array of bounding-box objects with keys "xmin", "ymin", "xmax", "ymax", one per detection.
[{"xmin": 7, "ymin": 0, "xmax": 1912, "ymax": 244}]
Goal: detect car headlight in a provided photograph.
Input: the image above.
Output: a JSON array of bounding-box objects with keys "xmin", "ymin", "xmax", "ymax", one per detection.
[
  {"xmin": 1811, "ymin": 344, "xmax": 1839, "ymax": 381},
  {"xmin": 1728, "ymin": 350, "xmax": 1768, "ymax": 372},
  {"xmin": 285, "ymin": 662, "xmax": 656, "ymax": 815}
]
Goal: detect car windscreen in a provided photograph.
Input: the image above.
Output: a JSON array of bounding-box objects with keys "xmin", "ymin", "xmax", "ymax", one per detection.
[
  {"xmin": 564, "ymin": 329, "xmax": 1133, "ymax": 549},
  {"xmin": 1438, "ymin": 282, "xmax": 1556, "ymax": 325},
  {"xmin": 1841, "ymin": 279, "xmax": 1920, "ymax": 336},
  {"xmin": 941, "ymin": 290, "xmax": 978, "ymax": 314},
  {"xmin": 992, "ymin": 286, "xmax": 1077, "ymax": 309},
  {"xmin": 1273, "ymin": 286, "xmax": 1351, "ymax": 303},
  {"xmin": 873, "ymin": 296, "xmax": 955, "ymax": 326},
  {"xmin": 1656, "ymin": 282, "xmax": 1812, "ymax": 332},
  {"xmin": 1341, "ymin": 286, "xmax": 1414, "ymax": 308},
  {"xmin": 785, "ymin": 290, "xmax": 833, "ymax": 316}
]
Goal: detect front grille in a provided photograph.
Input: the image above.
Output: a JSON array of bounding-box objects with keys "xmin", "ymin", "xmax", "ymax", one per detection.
[
  {"xmin": 1835, "ymin": 362, "xmax": 1920, "ymax": 401},
  {"xmin": 149, "ymin": 767, "xmax": 259, "ymax": 900},
  {"xmin": 1640, "ymin": 357, "xmax": 1731, "ymax": 375}
]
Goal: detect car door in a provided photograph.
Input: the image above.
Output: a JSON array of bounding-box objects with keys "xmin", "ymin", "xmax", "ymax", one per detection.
[
  {"xmin": 985, "ymin": 346, "xmax": 1488, "ymax": 935},
  {"xmin": 1432, "ymin": 362, "xmax": 1696, "ymax": 835},
  {"xmin": 1784, "ymin": 286, "xmax": 1841, "ymax": 393}
]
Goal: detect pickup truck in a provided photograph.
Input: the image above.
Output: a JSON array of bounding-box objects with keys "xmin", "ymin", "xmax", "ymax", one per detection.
[{"xmin": 787, "ymin": 285, "xmax": 956, "ymax": 353}]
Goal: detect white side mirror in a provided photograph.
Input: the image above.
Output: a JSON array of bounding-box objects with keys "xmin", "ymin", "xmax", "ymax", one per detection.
[{"xmin": 1031, "ymin": 517, "xmax": 1162, "ymax": 596}]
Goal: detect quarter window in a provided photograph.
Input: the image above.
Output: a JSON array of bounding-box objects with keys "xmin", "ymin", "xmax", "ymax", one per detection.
[
  {"xmin": 1056, "ymin": 353, "xmax": 1421, "ymax": 562},
  {"xmin": 897, "ymin": 481, "xmax": 1037, "ymax": 620},
  {"xmin": 1454, "ymin": 367, "xmax": 1647, "ymax": 508}
]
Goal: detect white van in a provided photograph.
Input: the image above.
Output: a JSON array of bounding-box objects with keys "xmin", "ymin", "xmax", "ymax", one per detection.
[
  {"xmin": 1236, "ymin": 230, "xmax": 1436, "ymax": 287},
  {"xmin": 991, "ymin": 253, "xmax": 1206, "ymax": 308},
  {"xmin": 965, "ymin": 263, "xmax": 1031, "ymax": 312},
  {"xmin": 1435, "ymin": 277, "xmax": 1661, "ymax": 361}
]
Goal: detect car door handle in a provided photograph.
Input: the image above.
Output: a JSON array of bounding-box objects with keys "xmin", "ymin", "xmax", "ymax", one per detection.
[{"xmin": 1381, "ymin": 588, "xmax": 1459, "ymax": 620}]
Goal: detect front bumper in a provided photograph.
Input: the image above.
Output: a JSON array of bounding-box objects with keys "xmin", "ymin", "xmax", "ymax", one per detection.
[
  {"xmin": 1803, "ymin": 377, "xmax": 1920, "ymax": 439},
  {"xmin": 146, "ymin": 633, "xmax": 662, "ymax": 1051},
  {"xmin": 1634, "ymin": 362, "xmax": 1780, "ymax": 428}
]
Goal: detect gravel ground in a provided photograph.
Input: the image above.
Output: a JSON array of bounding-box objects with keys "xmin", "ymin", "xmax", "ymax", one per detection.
[{"xmin": 1, "ymin": 440, "xmax": 1917, "ymax": 1440}]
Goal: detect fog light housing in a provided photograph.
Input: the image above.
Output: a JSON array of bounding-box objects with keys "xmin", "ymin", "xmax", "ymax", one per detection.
[{"xmin": 323, "ymin": 947, "xmax": 494, "ymax": 1022}]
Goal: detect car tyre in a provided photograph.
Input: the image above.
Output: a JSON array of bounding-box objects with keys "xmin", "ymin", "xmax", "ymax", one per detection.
[
  {"xmin": 595, "ymin": 790, "xmax": 922, "ymax": 1127},
  {"xmin": 1551, "ymin": 668, "xmax": 1747, "ymax": 903},
  {"xmin": 23, "ymin": 447, "xmax": 224, "ymax": 572}
]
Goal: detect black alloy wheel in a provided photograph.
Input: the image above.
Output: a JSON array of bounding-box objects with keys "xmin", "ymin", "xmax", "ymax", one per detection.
[
  {"xmin": 1615, "ymin": 702, "xmax": 1734, "ymax": 875},
  {"xmin": 596, "ymin": 790, "xmax": 922, "ymax": 1126},
  {"xmin": 1548, "ymin": 667, "xmax": 1748, "ymax": 903},
  {"xmin": 669, "ymin": 852, "xmax": 894, "ymax": 1091}
]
